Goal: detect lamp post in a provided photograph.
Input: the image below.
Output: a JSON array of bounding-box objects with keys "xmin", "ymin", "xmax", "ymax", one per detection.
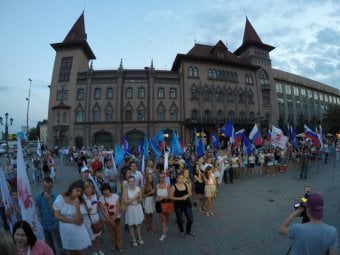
[
  {"xmin": 0, "ymin": 113, "xmax": 13, "ymax": 157},
  {"xmin": 26, "ymin": 78, "xmax": 32, "ymax": 155}
]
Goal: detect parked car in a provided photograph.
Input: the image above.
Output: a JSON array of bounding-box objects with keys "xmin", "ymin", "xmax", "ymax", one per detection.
[{"xmin": 0, "ymin": 143, "xmax": 9, "ymax": 155}]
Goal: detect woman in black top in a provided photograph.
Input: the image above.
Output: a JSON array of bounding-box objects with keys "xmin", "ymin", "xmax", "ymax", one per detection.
[{"xmin": 169, "ymin": 174, "xmax": 196, "ymax": 238}]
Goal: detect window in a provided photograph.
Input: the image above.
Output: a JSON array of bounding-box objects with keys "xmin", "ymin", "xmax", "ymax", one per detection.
[
  {"xmin": 217, "ymin": 110, "xmax": 224, "ymax": 121},
  {"xmin": 216, "ymin": 70, "xmax": 221, "ymax": 80},
  {"xmin": 138, "ymin": 110, "xmax": 145, "ymax": 121},
  {"xmin": 188, "ymin": 67, "xmax": 193, "ymax": 77},
  {"xmin": 125, "ymin": 88, "xmax": 132, "ymax": 99},
  {"xmin": 157, "ymin": 110, "xmax": 165, "ymax": 121},
  {"xmin": 227, "ymin": 90, "xmax": 234, "ymax": 102},
  {"xmin": 93, "ymin": 110, "xmax": 100, "ymax": 122},
  {"xmin": 158, "ymin": 88, "xmax": 164, "ymax": 99},
  {"xmin": 138, "ymin": 87, "xmax": 145, "ymax": 99},
  {"xmin": 240, "ymin": 111, "xmax": 246, "ymax": 119},
  {"xmin": 94, "ymin": 88, "xmax": 101, "ymax": 99},
  {"xmin": 56, "ymin": 91, "xmax": 62, "ymax": 101},
  {"xmin": 276, "ymin": 83, "xmax": 283, "ymax": 93},
  {"xmin": 248, "ymin": 94, "xmax": 254, "ymax": 104},
  {"xmin": 193, "ymin": 67, "xmax": 198, "ymax": 77},
  {"xmin": 106, "ymin": 110, "xmax": 113, "ymax": 121},
  {"xmin": 204, "ymin": 89, "xmax": 210, "ymax": 101},
  {"xmin": 107, "ymin": 88, "xmax": 113, "ymax": 99},
  {"xmin": 76, "ymin": 110, "xmax": 84, "ymax": 123},
  {"xmin": 204, "ymin": 110, "xmax": 211, "ymax": 121},
  {"xmin": 216, "ymin": 90, "xmax": 223, "ymax": 101},
  {"xmin": 63, "ymin": 90, "xmax": 69, "ymax": 100},
  {"xmin": 249, "ymin": 111, "xmax": 255, "ymax": 120},
  {"xmin": 285, "ymin": 85, "xmax": 291, "ymax": 95},
  {"xmin": 170, "ymin": 110, "xmax": 177, "ymax": 121},
  {"xmin": 246, "ymin": 74, "xmax": 253, "ymax": 85},
  {"xmin": 208, "ymin": 69, "xmax": 213, "ymax": 79},
  {"xmin": 77, "ymin": 88, "xmax": 84, "ymax": 100},
  {"xmin": 58, "ymin": 57, "xmax": 73, "ymax": 82},
  {"xmin": 217, "ymin": 51, "xmax": 224, "ymax": 59},
  {"xmin": 301, "ymin": 88, "xmax": 306, "ymax": 97},
  {"xmin": 313, "ymin": 91, "xmax": 318, "ymax": 100},
  {"xmin": 170, "ymin": 88, "xmax": 177, "ymax": 99},
  {"xmin": 212, "ymin": 70, "xmax": 217, "ymax": 79},
  {"xmin": 239, "ymin": 92, "xmax": 245, "ymax": 103},
  {"xmin": 319, "ymin": 93, "xmax": 324, "ymax": 101},
  {"xmin": 228, "ymin": 111, "xmax": 234, "ymax": 120},
  {"xmin": 62, "ymin": 112, "xmax": 67, "ymax": 123},
  {"xmin": 191, "ymin": 88, "xmax": 198, "ymax": 100},
  {"xmin": 307, "ymin": 90, "xmax": 313, "ymax": 99},
  {"xmin": 259, "ymin": 70, "xmax": 269, "ymax": 87},
  {"xmin": 324, "ymin": 95, "xmax": 328, "ymax": 103},
  {"xmin": 191, "ymin": 109, "xmax": 198, "ymax": 120},
  {"xmin": 262, "ymin": 90, "xmax": 271, "ymax": 105},
  {"xmin": 293, "ymin": 86, "xmax": 299, "ymax": 96},
  {"xmin": 125, "ymin": 110, "xmax": 132, "ymax": 121}
]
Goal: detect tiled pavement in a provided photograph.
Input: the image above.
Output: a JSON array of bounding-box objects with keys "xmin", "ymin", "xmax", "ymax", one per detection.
[{"xmin": 2, "ymin": 156, "xmax": 339, "ymax": 255}]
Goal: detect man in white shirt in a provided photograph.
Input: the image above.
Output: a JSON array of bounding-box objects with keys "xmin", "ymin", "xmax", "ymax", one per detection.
[
  {"xmin": 130, "ymin": 161, "xmax": 143, "ymax": 187},
  {"xmin": 104, "ymin": 159, "xmax": 118, "ymax": 193}
]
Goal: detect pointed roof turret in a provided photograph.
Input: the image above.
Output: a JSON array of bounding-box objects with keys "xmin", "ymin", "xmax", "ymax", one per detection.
[
  {"xmin": 234, "ymin": 17, "xmax": 274, "ymax": 56},
  {"xmin": 51, "ymin": 12, "xmax": 96, "ymax": 60},
  {"xmin": 63, "ymin": 11, "xmax": 87, "ymax": 43}
]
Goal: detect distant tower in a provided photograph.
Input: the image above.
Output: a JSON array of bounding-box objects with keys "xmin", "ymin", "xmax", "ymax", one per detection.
[
  {"xmin": 47, "ymin": 12, "xmax": 96, "ymax": 149},
  {"xmin": 234, "ymin": 17, "xmax": 278, "ymax": 129}
]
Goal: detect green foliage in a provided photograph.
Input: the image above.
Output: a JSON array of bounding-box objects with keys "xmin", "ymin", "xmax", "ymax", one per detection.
[{"xmin": 323, "ymin": 105, "xmax": 340, "ymax": 134}]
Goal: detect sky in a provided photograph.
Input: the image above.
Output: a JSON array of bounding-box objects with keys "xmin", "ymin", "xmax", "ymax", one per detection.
[{"xmin": 0, "ymin": 0, "xmax": 340, "ymax": 133}]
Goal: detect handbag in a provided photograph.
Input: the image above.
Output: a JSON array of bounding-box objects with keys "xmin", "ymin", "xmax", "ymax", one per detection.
[
  {"xmin": 85, "ymin": 197, "xmax": 103, "ymax": 234},
  {"xmin": 161, "ymin": 201, "xmax": 174, "ymax": 214},
  {"xmin": 91, "ymin": 219, "xmax": 104, "ymax": 234}
]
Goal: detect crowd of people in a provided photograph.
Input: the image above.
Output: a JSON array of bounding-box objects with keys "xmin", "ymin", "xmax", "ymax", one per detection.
[{"xmin": 0, "ymin": 136, "xmax": 339, "ymax": 254}]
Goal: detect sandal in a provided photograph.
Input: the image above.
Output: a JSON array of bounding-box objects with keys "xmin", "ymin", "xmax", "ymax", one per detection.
[
  {"xmin": 180, "ymin": 232, "xmax": 185, "ymax": 238},
  {"xmin": 131, "ymin": 240, "xmax": 137, "ymax": 247}
]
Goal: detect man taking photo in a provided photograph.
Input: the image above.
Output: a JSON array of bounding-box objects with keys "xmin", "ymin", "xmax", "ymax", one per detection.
[{"xmin": 278, "ymin": 193, "xmax": 338, "ymax": 255}]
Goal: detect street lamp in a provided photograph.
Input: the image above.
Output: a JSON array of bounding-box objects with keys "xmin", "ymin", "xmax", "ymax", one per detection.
[
  {"xmin": 0, "ymin": 112, "xmax": 13, "ymax": 155},
  {"xmin": 26, "ymin": 78, "xmax": 32, "ymax": 154}
]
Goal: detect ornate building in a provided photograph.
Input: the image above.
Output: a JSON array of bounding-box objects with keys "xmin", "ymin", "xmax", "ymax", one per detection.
[{"xmin": 47, "ymin": 13, "xmax": 339, "ymax": 149}]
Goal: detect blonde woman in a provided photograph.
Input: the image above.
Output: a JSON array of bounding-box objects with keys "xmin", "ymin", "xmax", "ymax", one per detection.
[
  {"xmin": 83, "ymin": 181, "xmax": 104, "ymax": 255},
  {"xmin": 203, "ymin": 165, "xmax": 216, "ymax": 216},
  {"xmin": 155, "ymin": 172, "xmax": 171, "ymax": 242},
  {"xmin": 142, "ymin": 173, "xmax": 156, "ymax": 233}
]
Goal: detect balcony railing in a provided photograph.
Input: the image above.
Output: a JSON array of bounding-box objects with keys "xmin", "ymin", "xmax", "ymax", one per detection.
[{"xmin": 184, "ymin": 117, "xmax": 257, "ymax": 126}]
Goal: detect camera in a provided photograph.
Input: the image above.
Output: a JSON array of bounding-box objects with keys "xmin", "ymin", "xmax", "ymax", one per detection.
[{"xmin": 293, "ymin": 186, "xmax": 311, "ymax": 223}]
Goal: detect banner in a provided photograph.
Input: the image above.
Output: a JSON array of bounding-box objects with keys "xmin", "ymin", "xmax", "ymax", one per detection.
[
  {"xmin": 271, "ymin": 125, "xmax": 288, "ymax": 149},
  {"xmin": 16, "ymin": 139, "xmax": 45, "ymax": 240}
]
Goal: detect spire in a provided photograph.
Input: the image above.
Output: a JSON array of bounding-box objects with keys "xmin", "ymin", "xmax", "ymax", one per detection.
[
  {"xmin": 234, "ymin": 17, "xmax": 274, "ymax": 56},
  {"xmin": 63, "ymin": 12, "xmax": 87, "ymax": 43},
  {"xmin": 119, "ymin": 58, "xmax": 123, "ymax": 69},
  {"xmin": 151, "ymin": 59, "xmax": 154, "ymax": 69},
  {"xmin": 51, "ymin": 12, "xmax": 96, "ymax": 60},
  {"xmin": 243, "ymin": 17, "xmax": 262, "ymax": 44}
]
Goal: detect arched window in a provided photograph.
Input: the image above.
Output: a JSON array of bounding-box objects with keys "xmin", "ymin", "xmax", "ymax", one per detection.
[
  {"xmin": 188, "ymin": 67, "xmax": 193, "ymax": 77},
  {"xmin": 240, "ymin": 111, "xmax": 246, "ymax": 120},
  {"xmin": 193, "ymin": 67, "xmax": 199, "ymax": 77},
  {"xmin": 249, "ymin": 111, "xmax": 255, "ymax": 120},
  {"xmin": 208, "ymin": 69, "xmax": 213, "ymax": 79},
  {"xmin": 125, "ymin": 110, "xmax": 132, "ymax": 121},
  {"xmin": 228, "ymin": 111, "xmax": 234, "ymax": 120},
  {"xmin": 138, "ymin": 110, "xmax": 145, "ymax": 121},
  {"xmin": 217, "ymin": 110, "xmax": 224, "ymax": 121},
  {"xmin": 106, "ymin": 109, "xmax": 113, "ymax": 121},
  {"xmin": 204, "ymin": 110, "xmax": 211, "ymax": 121},
  {"xmin": 77, "ymin": 88, "xmax": 84, "ymax": 100},
  {"xmin": 260, "ymin": 70, "xmax": 269, "ymax": 86},
  {"xmin": 212, "ymin": 69, "xmax": 217, "ymax": 79},
  {"xmin": 170, "ymin": 110, "xmax": 177, "ymax": 121},
  {"xmin": 157, "ymin": 109, "xmax": 165, "ymax": 121},
  {"xmin": 191, "ymin": 109, "xmax": 198, "ymax": 120},
  {"xmin": 93, "ymin": 109, "xmax": 100, "ymax": 122},
  {"xmin": 76, "ymin": 111, "xmax": 84, "ymax": 123}
]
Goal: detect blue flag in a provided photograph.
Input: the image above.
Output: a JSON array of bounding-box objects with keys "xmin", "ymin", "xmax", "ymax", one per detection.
[
  {"xmin": 149, "ymin": 137, "xmax": 161, "ymax": 159},
  {"xmin": 291, "ymin": 126, "xmax": 297, "ymax": 149},
  {"xmin": 196, "ymin": 129, "xmax": 205, "ymax": 157},
  {"xmin": 220, "ymin": 121, "xmax": 234, "ymax": 137},
  {"xmin": 143, "ymin": 133, "xmax": 149, "ymax": 161},
  {"xmin": 211, "ymin": 132, "xmax": 219, "ymax": 149},
  {"xmin": 242, "ymin": 133, "xmax": 254, "ymax": 155},
  {"xmin": 171, "ymin": 130, "xmax": 183, "ymax": 157},
  {"xmin": 114, "ymin": 143, "xmax": 124, "ymax": 166}
]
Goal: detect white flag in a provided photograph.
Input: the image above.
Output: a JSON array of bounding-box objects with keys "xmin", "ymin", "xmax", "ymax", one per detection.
[
  {"xmin": 270, "ymin": 125, "xmax": 288, "ymax": 149},
  {"xmin": 16, "ymin": 139, "xmax": 45, "ymax": 240},
  {"xmin": 36, "ymin": 138, "xmax": 42, "ymax": 157},
  {"xmin": 0, "ymin": 167, "xmax": 17, "ymax": 232}
]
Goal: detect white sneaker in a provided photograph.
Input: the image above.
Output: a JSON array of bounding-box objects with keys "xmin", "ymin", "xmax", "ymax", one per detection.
[
  {"xmin": 98, "ymin": 251, "xmax": 105, "ymax": 255},
  {"xmin": 159, "ymin": 234, "xmax": 167, "ymax": 241},
  {"xmin": 137, "ymin": 239, "xmax": 144, "ymax": 245}
]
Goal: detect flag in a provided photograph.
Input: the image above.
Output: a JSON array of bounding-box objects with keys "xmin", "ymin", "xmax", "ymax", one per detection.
[
  {"xmin": 271, "ymin": 125, "xmax": 289, "ymax": 149},
  {"xmin": 141, "ymin": 154, "xmax": 145, "ymax": 173},
  {"xmin": 171, "ymin": 130, "xmax": 183, "ymax": 157},
  {"xmin": 249, "ymin": 124, "xmax": 262, "ymax": 146},
  {"xmin": 291, "ymin": 126, "xmax": 297, "ymax": 149},
  {"xmin": 304, "ymin": 124, "xmax": 320, "ymax": 147},
  {"xmin": 16, "ymin": 139, "xmax": 44, "ymax": 240},
  {"xmin": 196, "ymin": 129, "xmax": 205, "ymax": 157},
  {"xmin": 0, "ymin": 167, "xmax": 17, "ymax": 232},
  {"xmin": 122, "ymin": 136, "xmax": 129, "ymax": 155},
  {"xmin": 88, "ymin": 173, "xmax": 102, "ymax": 197},
  {"xmin": 152, "ymin": 129, "xmax": 165, "ymax": 152},
  {"xmin": 143, "ymin": 134, "xmax": 149, "ymax": 161},
  {"xmin": 114, "ymin": 143, "xmax": 125, "ymax": 166},
  {"xmin": 234, "ymin": 129, "xmax": 245, "ymax": 147},
  {"xmin": 36, "ymin": 138, "xmax": 42, "ymax": 157},
  {"xmin": 149, "ymin": 137, "xmax": 161, "ymax": 159},
  {"xmin": 137, "ymin": 139, "xmax": 143, "ymax": 155},
  {"xmin": 211, "ymin": 132, "xmax": 219, "ymax": 149},
  {"xmin": 219, "ymin": 121, "xmax": 234, "ymax": 137},
  {"xmin": 242, "ymin": 133, "xmax": 254, "ymax": 155},
  {"xmin": 287, "ymin": 123, "xmax": 292, "ymax": 139},
  {"xmin": 316, "ymin": 125, "xmax": 324, "ymax": 149}
]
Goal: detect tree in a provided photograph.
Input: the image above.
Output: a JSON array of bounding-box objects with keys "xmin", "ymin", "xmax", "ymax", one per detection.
[
  {"xmin": 296, "ymin": 113, "xmax": 307, "ymax": 134},
  {"xmin": 323, "ymin": 105, "xmax": 340, "ymax": 134}
]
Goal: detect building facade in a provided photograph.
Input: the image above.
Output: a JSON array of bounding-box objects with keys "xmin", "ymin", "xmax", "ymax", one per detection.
[{"xmin": 47, "ymin": 13, "xmax": 340, "ymax": 150}]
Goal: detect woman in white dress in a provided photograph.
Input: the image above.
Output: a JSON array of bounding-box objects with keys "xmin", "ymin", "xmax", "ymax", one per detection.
[
  {"xmin": 53, "ymin": 180, "xmax": 91, "ymax": 255},
  {"xmin": 123, "ymin": 176, "xmax": 144, "ymax": 247},
  {"xmin": 83, "ymin": 181, "xmax": 104, "ymax": 255},
  {"xmin": 142, "ymin": 173, "xmax": 156, "ymax": 233}
]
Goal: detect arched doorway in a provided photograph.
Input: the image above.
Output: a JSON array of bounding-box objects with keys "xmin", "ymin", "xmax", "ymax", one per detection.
[
  {"xmin": 125, "ymin": 129, "xmax": 144, "ymax": 154},
  {"xmin": 93, "ymin": 131, "xmax": 114, "ymax": 148}
]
